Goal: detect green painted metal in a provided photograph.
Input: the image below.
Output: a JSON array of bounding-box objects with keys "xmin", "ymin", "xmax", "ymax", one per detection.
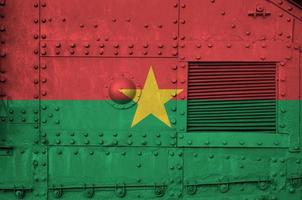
[{"xmin": 0, "ymin": 99, "xmax": 302, "ymax": 199}]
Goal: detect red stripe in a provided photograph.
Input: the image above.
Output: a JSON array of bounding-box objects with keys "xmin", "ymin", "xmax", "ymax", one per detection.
[{"xmin": 39, "ymin": 58, "xmax": 179, "ymax": 100}]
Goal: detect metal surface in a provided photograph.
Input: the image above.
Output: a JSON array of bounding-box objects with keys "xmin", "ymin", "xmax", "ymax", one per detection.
[{"xmin": 0, "ymin": 0, "xmax": 302, "ymax": 199}]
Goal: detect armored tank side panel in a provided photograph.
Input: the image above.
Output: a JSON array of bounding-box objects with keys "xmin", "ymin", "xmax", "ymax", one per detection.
[{"xmin": 0, "ymin": 0, "xmax": 302, "ymax": 199}]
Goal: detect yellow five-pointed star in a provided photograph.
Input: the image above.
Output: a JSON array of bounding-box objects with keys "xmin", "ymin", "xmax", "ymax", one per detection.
[{"xmin": 121, "ymin": 67, "xmax": 182, "ymax": 127}]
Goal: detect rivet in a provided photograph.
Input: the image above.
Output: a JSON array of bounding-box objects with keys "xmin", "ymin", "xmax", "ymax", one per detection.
[
  {"xmin": 143, "ymin": 43, "xmax": 149, "ymax": 48},
  {"xmin": 158, "ymin": 44, "xmax": 164, "ymax": 48},
  {"xmin": 33, "ymin": 79, "xmax": 39, "ymax": 84},
  {"xmin": 113, "ymin": 43, "xmax": 120, "ymax": 48},
  {"xmin": 69, "ymin": 50, "xmax": 75, "ymax": 55},
  {"xmin": 171, "ymin": 78, "xmax": 177, "ymax": 84},
  {"xmin": 34, "ymin": 49, "xmax": 39, "ymax": 55},
  {"xmin": 41, "ymin": 50, "xmax": 47, "ymax": 56}
]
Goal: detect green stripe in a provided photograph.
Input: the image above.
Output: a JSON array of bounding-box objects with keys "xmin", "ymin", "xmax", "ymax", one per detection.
[
  {"xmin": 1, "ymin": 100, "xmax": 299, "ymax": 133},
  {"xmin": 42, "ymin": 100, "xmax": 178, "ymax": 131}
]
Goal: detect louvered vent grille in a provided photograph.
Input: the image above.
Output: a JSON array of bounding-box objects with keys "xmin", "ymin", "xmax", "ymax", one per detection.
[{"xmin": 187, "ymin": 62, "xmax": 277, "ymax": 132}]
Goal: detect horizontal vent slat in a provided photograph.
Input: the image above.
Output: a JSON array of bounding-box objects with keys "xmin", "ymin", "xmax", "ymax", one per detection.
[
  {"xmin": 188, "ymin": 77, "xmax": 275, "ymax": 82},
  {"xmin": 187, "ymin": 63, "xmax": 277, "ymax": 132}
]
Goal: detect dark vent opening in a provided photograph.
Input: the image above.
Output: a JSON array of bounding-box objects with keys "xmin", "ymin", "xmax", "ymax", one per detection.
[{"xmin": 187, "ymin": 62, "xmax": 277, "ymax": 133}]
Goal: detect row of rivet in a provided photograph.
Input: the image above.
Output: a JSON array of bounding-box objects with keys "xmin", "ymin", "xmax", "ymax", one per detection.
[
  {"xmin": 179, "ymin": 41, "xmax": 293, "ymax": 61},
  {"xmin": 33, "ymin": 2, "xmax": 49, "ymax": 199},
  {"xmin": 273, "ymin": 0, "xmax": 302, "ymax": 20},
  {"xmin": 183, "ymin": 140, "xmax": 283, "ymax": 147},
  {"xmin": 39, "ymin": 43, "xmax": 179, "ymax": 56},
  {"xmin": 0, "ymin": 2, "xmax": 6, "ymax": 98},
  {"xmin": 50, "ymin": 185, "xmax": 169, "ymax": 199}
]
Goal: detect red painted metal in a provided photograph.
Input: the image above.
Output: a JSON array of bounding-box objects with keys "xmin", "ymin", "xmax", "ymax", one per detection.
[
  {"xmin": 40, "ymin": 58, "xmax": 178, "ymax": 100},
  {"xmin": 1, "ymin": 0, "xmax": 39, "ymax": 100},
  {"xmin": 40, "ymin": 0, "xmax": 179, "ymax": 57},
  {"xmin": 1, "ymin": 0, "xmax": 302, "ymax": 101}
]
